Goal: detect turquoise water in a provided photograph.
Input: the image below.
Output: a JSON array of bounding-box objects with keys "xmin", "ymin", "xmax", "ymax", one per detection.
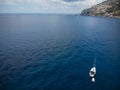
[{"xmin": 0, "ymin": 14, "xmax": 120, "ymax": 90}]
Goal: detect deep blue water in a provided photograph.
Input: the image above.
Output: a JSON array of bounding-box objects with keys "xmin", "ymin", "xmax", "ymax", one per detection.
[{"xmin": 0, "ymin": 14, "xmax": 120, "ymax": 90}]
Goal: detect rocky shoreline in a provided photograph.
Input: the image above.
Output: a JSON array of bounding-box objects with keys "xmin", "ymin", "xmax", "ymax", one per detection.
[{"xmin": 81, "ymin": 0, "xmax": 120, "ymax": 18}]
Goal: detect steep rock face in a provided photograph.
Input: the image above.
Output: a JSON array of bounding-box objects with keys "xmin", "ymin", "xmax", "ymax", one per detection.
[{"xmin": 81, "ymin": 0, "xmax": 120, "ymax": 17}]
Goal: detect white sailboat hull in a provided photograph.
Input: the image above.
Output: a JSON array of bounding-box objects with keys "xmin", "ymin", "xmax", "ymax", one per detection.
[{"xmin": 89, "ymin": 67, "xmax": 96, "ymax": 77}]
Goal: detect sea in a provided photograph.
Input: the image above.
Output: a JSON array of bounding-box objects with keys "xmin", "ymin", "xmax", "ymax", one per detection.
[{"xmin": 0, "ymin": 14, "xmax": 120, "ymax": 90}]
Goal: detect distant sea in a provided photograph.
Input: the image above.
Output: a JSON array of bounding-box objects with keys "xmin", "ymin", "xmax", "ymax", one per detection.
[{"xmin": 0, "ymin": 14, "xmax": 120, "ymax": 90}]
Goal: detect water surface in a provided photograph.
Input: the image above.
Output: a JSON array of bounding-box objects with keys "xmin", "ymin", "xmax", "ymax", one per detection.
[{"xmin": 0, "ymin": 14, "xmax": 120, "ymax": 90}]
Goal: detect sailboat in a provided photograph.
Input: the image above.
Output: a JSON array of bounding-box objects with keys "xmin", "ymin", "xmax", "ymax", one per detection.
[
  {"xmin": 89, "ymin": 67, "xmax": 96, "ymax": 77},
  {"xmin": 89, "ymin": 57, "xmax": 96, "ymax": 82}
]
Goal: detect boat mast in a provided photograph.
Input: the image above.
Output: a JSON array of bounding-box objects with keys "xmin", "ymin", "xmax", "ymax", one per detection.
[{"xmin": 93, "ymin": 56, "xmax": 96, "ymax": 67}]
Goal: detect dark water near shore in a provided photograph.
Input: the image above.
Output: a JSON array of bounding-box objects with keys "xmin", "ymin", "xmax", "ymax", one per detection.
[{"xmin": 0, "ymin": 14, "xmax": 120, "ymax": 90}]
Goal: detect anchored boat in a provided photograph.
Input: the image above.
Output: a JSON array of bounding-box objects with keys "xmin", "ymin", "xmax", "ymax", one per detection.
[
  {"xmin": 89, "ymin": 66, "xmax": 96, "ymax": 77},
  {"xmin": 89, "ymin": 57, "xmax": 96, "ymax": 82}
]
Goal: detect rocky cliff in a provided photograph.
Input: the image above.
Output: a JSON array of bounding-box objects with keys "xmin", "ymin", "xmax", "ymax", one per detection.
[{"xmin": 81, "ymin": 0, "xmax": 120, "ymax": 17}]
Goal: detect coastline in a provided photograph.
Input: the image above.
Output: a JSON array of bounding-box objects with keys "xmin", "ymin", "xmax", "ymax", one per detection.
[
  {"xmin": 80, "ymin": 0, "xmax": 120, "ymax": 19},
  {"xmin": 80, "ymin": 15, "xmax": 120, "ymax": 19},
  {"xmin": 110, "ymin": 16, "xmax": 120, "ymax": 19}
]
